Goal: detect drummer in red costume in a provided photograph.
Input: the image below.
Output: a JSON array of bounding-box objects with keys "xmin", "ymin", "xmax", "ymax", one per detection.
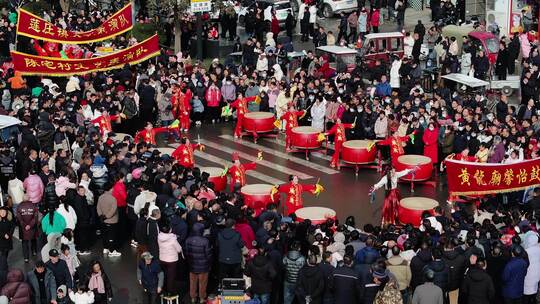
[
  {"xmin": 171, "ymin": 137, "xmax": 204, "ymax": 169},
  {"xmin": 229, "ymin": 93, "xmax": 258, "ymax": 139},
  {"xmin": 91, "ymin": 109, "xmax": 123, "ymax": 137},
  {"xmin": 134, "ymin": 122, "xmax": 174, "ymax": 146},
  {"xmin": 272, "ymin": 175, "xmax": 324, "ymax": 215},
  {"xmin": 378, "ymin": 130, "xmax": 413, "ymax": 165},
  {"xmin": 171, "ymin": 84, "xmax": 192, "ymax": 132},
  {"xmin": 325, "ymin": 118, "xmax": 355, "ymax": 169},
  {"xmin": 225, "ymin": 152, "xmax": 257, "ymax": 192},
  {"xmin": 280, "ymin": 105, "xmax": 306, "ymax": 152},
  {"xmin": 370, "ymin": 166, "xmax": 417, "ymax": 225}
]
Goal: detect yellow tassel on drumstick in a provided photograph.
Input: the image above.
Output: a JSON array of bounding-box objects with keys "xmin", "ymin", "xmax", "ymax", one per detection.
[{"xmin": 257, "ymin": 150, "xmax": 263, "ymax": 161}]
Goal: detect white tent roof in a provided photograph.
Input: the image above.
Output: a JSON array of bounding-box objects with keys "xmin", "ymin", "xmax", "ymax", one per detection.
[
  {"xmin": 442, "ymin": 73, "xmax": 490, "ymax": 88},
  {"xmin": 0, "ymin": 115, "xmax": 21, "ymax": 129}
]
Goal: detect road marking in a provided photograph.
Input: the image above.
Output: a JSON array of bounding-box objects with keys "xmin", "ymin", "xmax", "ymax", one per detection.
[
  {"xmin": 219, "ymin": 135, "xmax": 339, "ymax": 174},
  {"xmin": 262, "ymin": 137, "xmax": 334, "ymax": 161},
  {"xmin": 168, "ymin": 144, "xmax": 285, "ymax": 185},
  {"xmin": 199, "ymin": 139, "xmax": 314, "ymax": 180}
]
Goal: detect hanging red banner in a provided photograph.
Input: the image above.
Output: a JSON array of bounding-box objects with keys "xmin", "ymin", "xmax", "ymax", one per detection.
[
  {"xmin": 11, "ymin": 34, "xmax": 160, "ymax": 76},
  {"xmin": 446, "ymin": 158, "xmax": 540, "ymax": 196},
  {"xmin": 16, "ymin": 3, "xmax": 133, "ymax": 44}
]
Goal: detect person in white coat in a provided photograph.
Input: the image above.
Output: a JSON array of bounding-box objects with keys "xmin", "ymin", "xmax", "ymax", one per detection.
[
  {"xmin": 69, "ymin": 284, "xmax": 95, "ymax": 304},
  {"xmin": 390, "ymin": 57, "xmax": 402, "ymax": 90},
  {"xmin": 256, "ymin": 53, "xmax": 269, "ymax": 72},
  {"xmin": 311, "ymin": 97, "xmax": 327, "ymax": 131},
  {"xmin": 523, "ymin": 232, "xmax": 540, "ymax": 298},
  {"xmin": 57, "ymin": 202, "xmax": 78, "ymax": 230},
  {"xmin": 404, "ymin": 32, "xmax": 415, "ymax": 58},
  {"xmin": 308, "ymin": 4, "xmax": 317, "ymax": 37},
  {"xmin": 460, "ymin": 52, "xmax": 472, "ymax": 75}
]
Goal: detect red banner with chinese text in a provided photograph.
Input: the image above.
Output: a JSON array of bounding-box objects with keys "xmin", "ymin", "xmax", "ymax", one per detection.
[
  {"xmin": 11, "ymin": 34, "xmax": 159, "ymax": 76},
  {"xmin": 16, "ymin": 3, "xmax": 133, "ymax": 44},
  {"xmin": 446, "ymin": 158, "xmax": 540, "ymax": 196}
]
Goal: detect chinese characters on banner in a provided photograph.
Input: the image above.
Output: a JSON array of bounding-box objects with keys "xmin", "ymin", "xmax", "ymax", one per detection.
[
  {"xmin": 191, "ymin": 0, "xmax": 211, "ymax": 13},
  {"xmin": 446, "ymin": 159, "xmax": 540, "ymax": 196},
  {"xmin": 11, "ymin": 34, "xmax": 160, "ymax": 76},
  {"xmin": 16, "ymin": 3, "xmax": 133, "ymax": 44}
]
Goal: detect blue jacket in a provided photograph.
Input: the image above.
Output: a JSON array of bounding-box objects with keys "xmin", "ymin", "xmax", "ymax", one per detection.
[
  {"xmin": 217, "ymin": 227, "xmax": 244, "ymax": 264},
  {"xmin": 185, "ymin": 223, "xmax": 212, "ymax": 273},
  {"xmin": 137, "ymin": 259, "xmax": 163, "ymax": 290},
  {"xmin": 502, "ymin": 257, "xmax": 528, "ymax": 299},
  {"xmin": 375, "ymin": 82, "xmax": 391, "ymax": 97},
  {"xmin": 355, "ymin": 246, "xmax": 380, "ymax": 265}
]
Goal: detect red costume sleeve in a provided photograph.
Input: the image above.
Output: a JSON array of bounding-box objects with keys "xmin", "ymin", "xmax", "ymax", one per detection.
[
  {"xmin": 245, "ymin": 96, "xmax": 257, "ymax": 103},
  {"xmin": 243, "ymin": 162, "xmax": 257, "ymax": 171},
  {"xmin": 301, "ymin": 184, "xmax": 317, "ymax": 193},
  {"xmin": 378, "ymin": 137, "xmax": 392, "ymax": 146},
  {"xmin": 342, "ymin": 123, "xmax": 354, "ymax": 129},
  {"xmin": 229, "ymin": 99, "xmax": 240, "ymax": 109},
  {"xmin": 326, "ymin": 124, "xmax": 337, "ymax": 136},
  {"xmin": 153, "ymin": 127, "xmax": 169, "ymax": 134},
  {"xmin": 109, "ymin": 114, "xmax": 119, "ymax": 121}
]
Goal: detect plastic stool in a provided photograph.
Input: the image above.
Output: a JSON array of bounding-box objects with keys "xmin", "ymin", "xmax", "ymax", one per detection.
[{"xmin": 161, "ymin": 295, "xmax": 179, "ymax": 304}]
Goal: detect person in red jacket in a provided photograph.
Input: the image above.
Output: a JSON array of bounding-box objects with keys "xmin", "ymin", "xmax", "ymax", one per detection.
[
  {"xmin": 225, "ymin": 152, "xmax": 257, "ymax": 192},
  {"xmin": 271, "ymin": 12, "xmax": 280, "ymax": 38},
  {"xmin": 280, "ymin": 106, "xmax": 306, "ymax": 151},
  {"xmin": 229, "ymin": 93, "xmax": 257, "ymax": 139},
  {"xmin": 171, "ymin": 137, "xmax": 204, "ymax": 169},
  {"xmin": 205, "ymin": 82, "xmax": 222, "ymax": 123},
  {"xmin": 111, "ymin": 173, "xmax": 128, "ymax": 244},
  {"xmin": 325, "ymin": 118, "xmax": 355, "ymax": 169},
  {"xmin": 134, "ymin": 122, "xmax": 171, "ymax": 146},
  {"xmin": 0, "ymin": 269, "xmax": 32, "ymax": 304},
  {"xmin": 422, "ymin": 122, "xmax": 439, "ymax": 164},
  {"xmin": 370, "ymin": 9, "xmax": 381, "ymax": 33},
  {"xmin": 172, "ymin": 84, "xmax": 192, "ymax": 132}
]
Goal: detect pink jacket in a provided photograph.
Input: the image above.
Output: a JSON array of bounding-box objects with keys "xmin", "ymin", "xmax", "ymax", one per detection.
[
  {"xmin": 520, "ymin": 33, "xmax": 531, "ymax": 58},
  {"xmin": 55, "ymin": 176, "xmax": 76, "ymax": 197},
  {"xmin": 158, "ymin": 232, "xmax": 182, "ymax": 262},
  {"xmin": 23, "ymin": 174, "xmax": 44, "ymax": 204}
]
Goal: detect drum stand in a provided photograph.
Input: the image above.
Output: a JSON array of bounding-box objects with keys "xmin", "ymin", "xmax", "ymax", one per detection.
[
  {"xmin": 340, "ymin": 151, "xmax": 383, "ymax": 176},
  {"xmin": 241, "ymin": 129, "xmax": 278, "ymax": 143},
  {"xmin": 400, "ymin": 170, "xmax": 437, "ymax": 193}
]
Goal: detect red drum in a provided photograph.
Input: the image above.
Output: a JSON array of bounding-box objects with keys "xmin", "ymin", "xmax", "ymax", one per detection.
[
  {"xmin": 395, "ymin": 155, "xmax": 433, "ymax": 181},
  {"xmin": 398, "ymin": 197, "xmax": 438, "ymax": 227},
  {"xmin": 295, "ymin": 207, "xmax": 337, "ymax": 225},
  {"xmin": 291, "ymin": 126, "xmax": 321, "ymax": 149},
  {"xmin": 201, "ymin": 167, "xmax": 227, "ymax": 192},
  {"xmin": 243, "ymin": 112, "xmax": 275, "ymax": 133},
  {"xmin": 241, "ymin": 184, "xmax": 278, "ymax": 215},
  {"xmin": 342, "ymin": 140, "xmax": 378, "ymax": 164}
]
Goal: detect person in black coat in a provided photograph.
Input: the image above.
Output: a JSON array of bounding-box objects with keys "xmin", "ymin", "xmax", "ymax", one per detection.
[
  {"xmin": 0, "ymin": 208, "xmax": 14, "ymax": 259},
  {"xmin": 507, "ymin": 33, "xmax": 520, "ymax": 74},
  {"xmin": 337, "ymin": 12, "xmax": 348, "ymax": 43},
  {"xmin": 423, "ymin": 248, "xmax": 449, "ymax": 299},
  {"xmin": 332, "ymin": 255, "xmax": 362, "ymax": 304},
  {"xmin": 412, "ymin": 33, "xmax": 422, "ymax": 62},
  {"xmin": 318, "ymin": 252, "xmax": 335, "ymax": 303},
  {"xmin": 459, "ymin": 256, "xmax": 495, "ymax": 304},
  {"xmin": 496, "ymin": 42, "xmax": 509, "ymax": 80},
  {"xmin": 185, "ymin": 223, "xmax": 212, "ymax": 302},
  {"xmin": 473, "ymin": 51, "xmax": 490, "ymax": 80},
  {"xmin": 410, "ymin": 246, "xmax": 432, "ymax": 291},
  {"xmin": 72, "ymin": 186, "xmax": 93, "ymax": 254},
  {"xmin": 485, "ymin": 244, "xmax": 508, "ymax": 304},
  {"xmin": 82, "ymin": 260, "xmax": 113, "ymax": 303},
  {"xmin": 42, "ymin": 175, "xmax": 60, "ymax": 211},
  {"xmin": 295, "ymin": 254, "xmax": 325, "ymax": 304},
  {"xmin": 285, "ymin": 11, "xmax": 295, "ymax": 41},
  {"xmin": 217, "ymin": 219, "xmax": 244, "ymax": 280},
  {"xmin": 300, "ymin": 8, "xmax": 310, "ymax": 42},
  {"xmin": 245, "ymin": 247, "xmax": 277, "ymax": 301},
  {"xmin": 45, "ymin": 249, "xmax": 73, "ymax": 290},
  {"xmin": 138, "ymin": 80, "xmax": 157, "ymax": 125},
  {"xmin": 442, "ymin": 239, "xmax": 466, "ymax": 295}
]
